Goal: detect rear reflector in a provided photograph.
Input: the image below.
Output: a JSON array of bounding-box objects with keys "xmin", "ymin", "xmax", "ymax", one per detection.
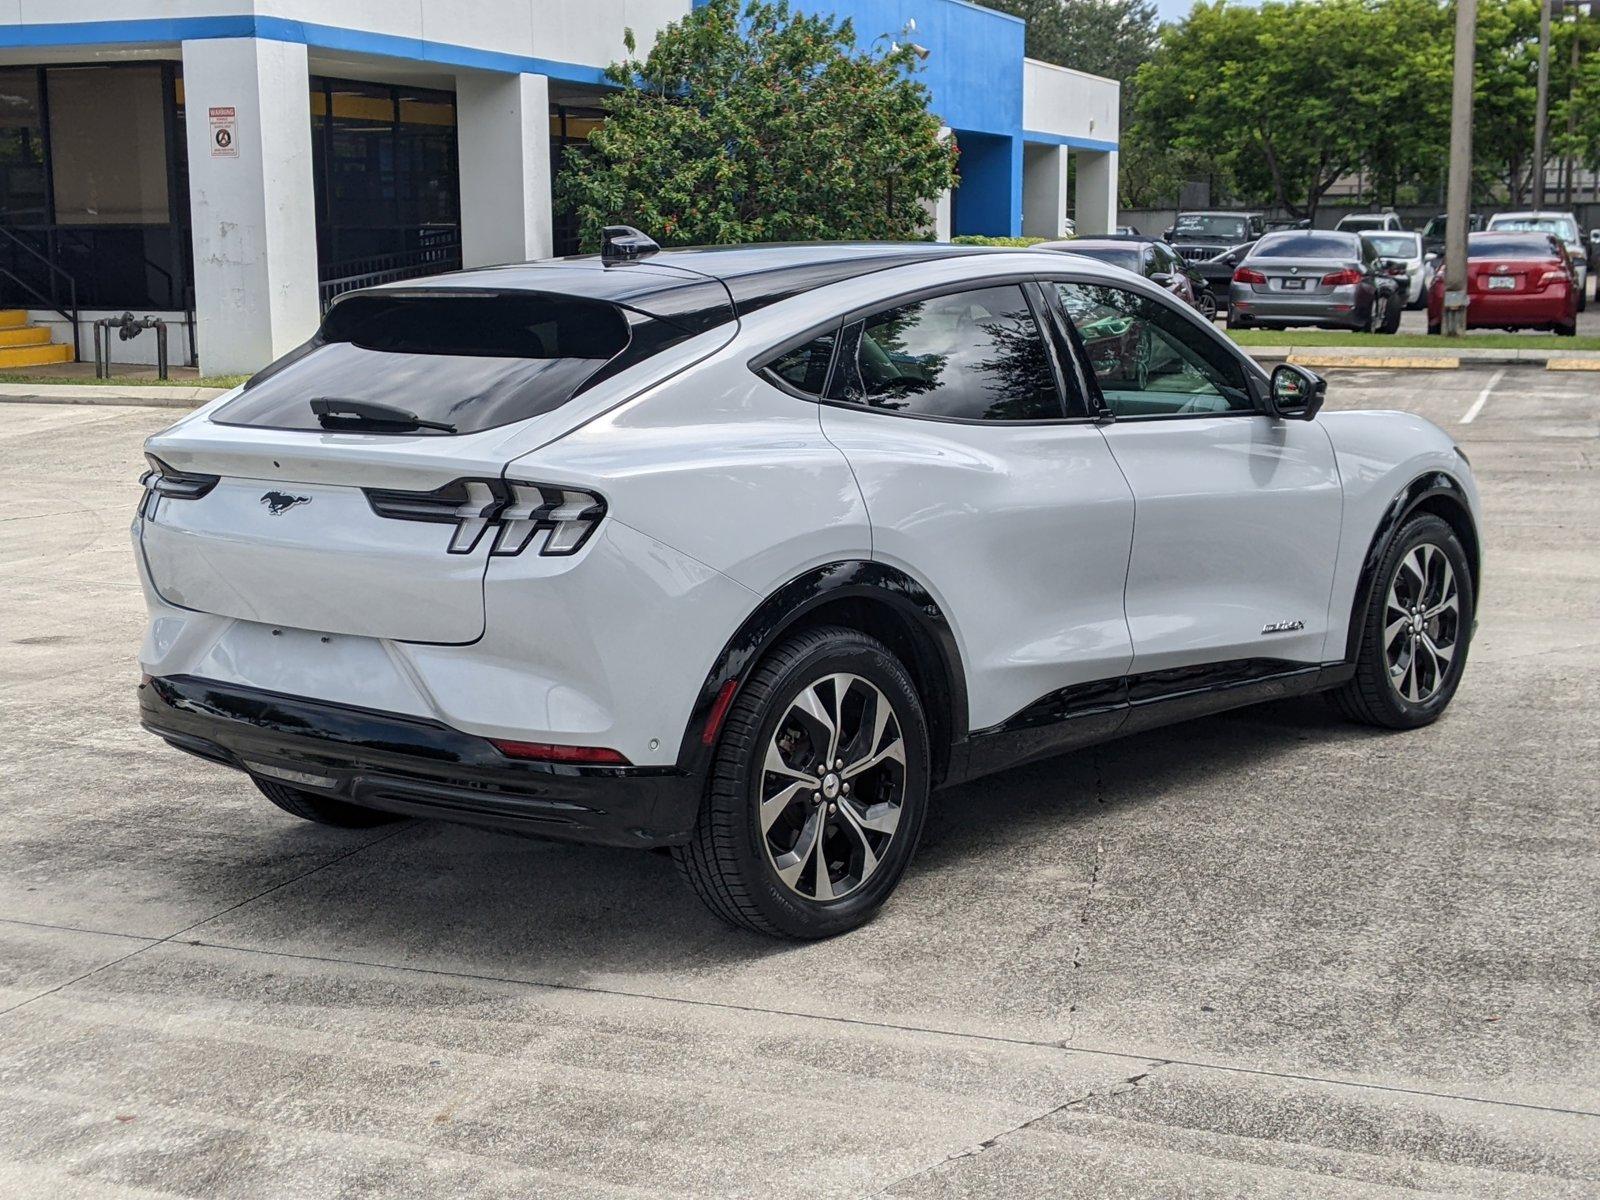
[
  {"xmin": 489, "ymin": 739, "xmax": 631, "ymax": 766},
  {"xmin": 1320, "ymin": 268, "xmax": 1363, "ymax": 286},
  {"xmin": 1233, "ymin": 267, "xmax": 1267, "ymax": 285},
  {"xmin": 701, "ymin": 678, "xmax": 740, "ymax": 747}
]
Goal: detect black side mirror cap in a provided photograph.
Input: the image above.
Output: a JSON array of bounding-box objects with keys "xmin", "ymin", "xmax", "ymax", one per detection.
[{"xmin": 1265, "ymin": 363, "xmax": 1326, "ymax": 421}]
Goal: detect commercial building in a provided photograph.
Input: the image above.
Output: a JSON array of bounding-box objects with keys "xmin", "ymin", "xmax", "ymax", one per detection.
[{"xmin": 0, "ymin": 2, "xmax": 1119, "ymax": 374}]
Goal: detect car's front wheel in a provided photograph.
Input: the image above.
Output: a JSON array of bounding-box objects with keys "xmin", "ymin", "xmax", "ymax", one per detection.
[
  {"xmin": 1330, "ymin": 514, "xmax": 1473, "ymax": 730},
  {"xmin": 673, "ymin": 626, "xmax": 930, "ymax": 938}
]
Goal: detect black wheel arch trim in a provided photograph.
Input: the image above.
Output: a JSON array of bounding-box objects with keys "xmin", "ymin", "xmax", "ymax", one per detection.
[
  {"xmin": 1343, "ymin": 469, "xmax": 1480, "ymax": 664},
  {"xmin": 676, "ymin": 560, "xmax": 969, "ymax": 785}
]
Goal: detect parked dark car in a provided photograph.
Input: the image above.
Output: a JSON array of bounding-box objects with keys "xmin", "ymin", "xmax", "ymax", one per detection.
[
  {"xmin": 1163, "ymin": 211, "xmax": 1267, "ymax": 266},
  {"xmin": 1039, "ymin": 236, "xmax": 1217, "ymax": 319},
  {"xmin": 1421, "ymin": 212, "xmax": 1485, "ymax": 259},
  {"xmin": 1191, "ymin": 240, "xmax": 1258, "ymax": 315},
  {"xmin": 1228, "ymin": 230, "xmax": 1405, "ymax": 333}
]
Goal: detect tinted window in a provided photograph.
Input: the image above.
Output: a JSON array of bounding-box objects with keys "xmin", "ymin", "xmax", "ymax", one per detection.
[
  {"xmin": 1068, "ymin": 245, "xmax": 1142, "ymax": 273},
  {"xmin": 830, "ymin": 285, "xmax": 1063, "ymax": 422},
  {"xmin": 1468, "ymin": 234, "xmax": 1564, "ymax": 260},
  {"xmin": 1251, "ymin": 232, "xmax": 1361, "ymax": 259},
  {"xmin": 763, "ymin": 332, "xmax": 836, "ymax": 395},
  {"xmin": 1174, "ymin": 214, "xmax": 1249, "ymax": 240},
  {"xmin": 217, "ymin": 293, "xmax": 631, "ymax": 435},
  {"xmin": 1056, "ymin": 282, "xmax": 1252, "ymax": 418}
]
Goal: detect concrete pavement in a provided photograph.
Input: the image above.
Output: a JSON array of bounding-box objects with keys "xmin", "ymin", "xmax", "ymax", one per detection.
[{"xmin": 1, "ymin": 368, "xmax": 1597, "ymax": 1196}]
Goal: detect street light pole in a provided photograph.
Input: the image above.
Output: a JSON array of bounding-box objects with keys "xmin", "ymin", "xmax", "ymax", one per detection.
[
  {"xmin": 1534, "ymin": 0, "xmax": 1551, "ymax": 209},
  {"xmin": 1443, "ymin": 0, "xmax": 1478, "ymax": 337}
]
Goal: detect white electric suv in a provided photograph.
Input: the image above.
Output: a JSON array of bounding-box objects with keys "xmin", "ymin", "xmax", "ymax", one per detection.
[{"xmin": 136, "ymin": 232, "xmax": 1481, "ymax": 938}]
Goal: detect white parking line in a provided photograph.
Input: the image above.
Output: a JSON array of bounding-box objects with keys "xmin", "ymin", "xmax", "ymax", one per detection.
[{"xmin": 1459, "ymin": 368, "xmax": 1505, "ymax": 424}]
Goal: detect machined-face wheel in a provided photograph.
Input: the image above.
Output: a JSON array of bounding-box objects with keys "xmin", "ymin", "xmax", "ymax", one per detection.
[
  {"xmin": 1384, "ymin": 542, "xmax": 1461, "ymax": 704},
  {"xmin": 761, "ymin": 673, "xmax": 906, "ymax": 901}
]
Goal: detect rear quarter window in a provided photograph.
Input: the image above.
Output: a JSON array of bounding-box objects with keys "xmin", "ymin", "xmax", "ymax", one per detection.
[{"xmin": 216, "ymin": 292, "xmax": 633, "ymax": 435}]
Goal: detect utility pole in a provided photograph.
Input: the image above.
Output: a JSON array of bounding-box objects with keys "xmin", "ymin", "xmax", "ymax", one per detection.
[
  {"xmin": 1443, "ymin": 0, "xmax": 1478, "ymax": 337},
  {"xmin": 1534, "ymin": 0, "xmax": 1551, "ymax": 209}
]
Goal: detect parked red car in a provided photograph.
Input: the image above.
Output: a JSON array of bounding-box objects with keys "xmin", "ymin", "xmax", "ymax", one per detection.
[{"xmin": 1428, "ymin": 232, "xmax": 1579, "ymax": 336}]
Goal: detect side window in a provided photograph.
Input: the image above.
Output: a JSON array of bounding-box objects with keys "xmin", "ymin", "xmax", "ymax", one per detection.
[
  {"xmin": 829, "ymin": 285, "xmax": 1063, "ymax": 422},
  {"xmin": 762, "ymin": 331, "xmax": 836, "ymax": 396},
  {"xmin": 1055, "ymin": 281, "xmax": 1253, "ymax": 418}
]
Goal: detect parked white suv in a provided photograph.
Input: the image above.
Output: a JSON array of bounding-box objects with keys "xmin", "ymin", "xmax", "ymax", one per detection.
[
  {"xmin": 1335, "ymin": 212, "xmax": 1404, "ymax": 234},
  {"xmin": 136, "ymin": 234, "xmax": 1481, "ymax": 937}
]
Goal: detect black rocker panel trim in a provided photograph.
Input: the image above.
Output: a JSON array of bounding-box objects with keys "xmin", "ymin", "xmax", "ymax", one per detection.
[
  {"xmin": 949, "ymin": 658, "xmax": 1352, "ymax": 786},
  {"xmin": 677, "ymin": 561, "xmax": 969, "ymax": 784},
  {"xmin": 1341, "ymin": 471, "xmax": 1477, "ymax": 667}
]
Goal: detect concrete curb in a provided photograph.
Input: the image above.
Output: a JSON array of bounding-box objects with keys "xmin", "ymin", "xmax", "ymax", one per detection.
[
  {"xmin": 0, "ymin": 383, "xmax": 228, "ymax": 408},
  {"xmin": 1244, "ymin": 346, "xmax": 1600, "ymax": 369}
]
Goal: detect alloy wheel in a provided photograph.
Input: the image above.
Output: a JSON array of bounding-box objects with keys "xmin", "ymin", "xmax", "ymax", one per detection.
[
  {"xmin": 1384, "ymin": 542, "xmax": 1460, "ymax": 703},
  {"xmin": 760, "ymin": 673, "xmax": 907, "ymax": 901}
]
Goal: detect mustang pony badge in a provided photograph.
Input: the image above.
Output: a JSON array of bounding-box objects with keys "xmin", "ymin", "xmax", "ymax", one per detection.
[{"xmin": 260, "ymin": 491, "xmax": 311, "ymax": 516}]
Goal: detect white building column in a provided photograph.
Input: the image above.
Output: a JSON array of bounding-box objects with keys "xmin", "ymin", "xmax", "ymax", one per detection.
[
  {"xmin": 1021, "ymin": 143, "xmax": 1070, "ymax": 239},
  {"xmin": 456, "ymin": 72, "xmax": 552, "ymax": 266},
  {"xmin": 181, "ymin": 37, "xmax": 320, "ymax": 376},
  {"xmin": 1075, "ymin": 149, "xmax": 1118, "ymax": 236}
]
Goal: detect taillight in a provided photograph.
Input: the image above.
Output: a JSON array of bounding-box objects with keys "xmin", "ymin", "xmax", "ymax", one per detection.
[
  {"xmin": 139, "ymin": 454, "xmax": 219, "ymax": 516},
  {"xmin": 1233, "ymin": 267, "xmax": 1267, "ymax": 285},
  {"xmin": 489, "ymin": 739, "xmax": 630, "ymax": 765},
  {"xmin": 364, "ymin": 477, "xmax": 606, "ymax": 557},
  {"xmin": 1320, "ymin": 268, "xmax": 1363, "ymax": 286},
  {"xmin": 1537, "ymin": 268, "xmax": 1567, "ymax": 288}
]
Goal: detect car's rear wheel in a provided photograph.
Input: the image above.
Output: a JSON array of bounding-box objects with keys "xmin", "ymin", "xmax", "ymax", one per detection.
[
  {"xmin": 1195, "ymin": 290, "xmax": 1218, "ymax": 321},
  {"xmin": 1556, "ymin": 319, "xmax": 1578, "ymax": 337},
  {"xmin": 253, "ymin": 778, "xmax": 406, "ymax": 828},
  {"xmin": 1329, "ymin": 514, "xmax": 1473, "ymax": 730},
  {"xmin": 673, "ymin": 626, "xmax": 930, "ymax": 938}
]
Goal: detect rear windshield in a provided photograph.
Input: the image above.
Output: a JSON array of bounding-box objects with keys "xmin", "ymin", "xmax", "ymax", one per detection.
[
  {"xmin": 1174, "ymin": 214, "xmax": 1248, "ymax": 239},
  {"xmin": 215, "ymin": 292, "xmax": 631, "ymax": 435},
  {"xmin": 1337, "ymin": 216, "xmax": 1388, "ymax": 231},
  {"xmin": 1488, "ymin": 215, "xmax": 1578, "ymax": 242},
  {"xmin": 1366, "ymin": 234, "xmax": 1419, "ymax": 257},
  {"xmin": 1068, "ymin": 246, "xmax": 1143, "ymax": 272},
  {"xmin": 1250, "ymin": 232, "xmax": 1359, "ymax": 259},
  {"xmin": 1468, "ymin": 234, "xmax": 1563, "ymax": 260}
]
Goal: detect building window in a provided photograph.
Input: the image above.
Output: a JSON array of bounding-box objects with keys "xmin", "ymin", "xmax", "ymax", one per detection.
[
  {"xmin": 47, "ymin": 65, "xmax": 171, "ymax": 225},
  {"xmin": 0, "ymin": 67, "xmax": 46, "ymax": 223}
]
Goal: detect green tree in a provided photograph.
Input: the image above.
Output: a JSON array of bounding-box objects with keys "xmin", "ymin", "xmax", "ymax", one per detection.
[
  {"xmin": 557, "ymin": 0, "xmax": 957, "ymax": 249},
  {"xmin": 985, "ymin": 0, "xmax": 1160, "ymax": 82}
]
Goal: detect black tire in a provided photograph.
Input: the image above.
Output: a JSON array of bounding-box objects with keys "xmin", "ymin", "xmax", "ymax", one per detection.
[
  {"xmin": 1381, "ymin": 291, "xmax": 1403, "ymax": 334},
  {"xmin": 1577, "ymin": 281, "xmax": 1587, "ymax": 313},
  {"xmin": 1329, "ymin": 514, "xmax": 1474, "ymax": 730},
  {"xmin": 1196, "ymin": 291, "xmax": 1218, "ymax": 321},
  {"xmin": 1556, "ymin": 320, "xmax": 1577, "ymax": 338},
  {"xmin": 254, "ymin": 778, "xmax": 406, "ymax": 828},
  {"xmin": 1226, "ymin": 311, "xmax": 1251, "ymax": 331},
  {"xmin": 672, "ymin": 625, "xmax": 931, "ymax": 939},
  {"xmin": 1427, "ymin": 321, "xmax": 1442, "ymax": 336}
]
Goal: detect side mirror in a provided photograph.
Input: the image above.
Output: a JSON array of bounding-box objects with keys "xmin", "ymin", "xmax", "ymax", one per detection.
[
  {"xmin": 1381, "ymin": 258, "xmax": 1409, "ymax": 277},
  {"xmin": 1265, "ymin": 363, "xmax": 1326, "ymax": 421},
  {"xmin": 1163, "ymin": 228, "xmax": 1175, "ymax": 240},
  {"xmin": 1224, "ymin": 252, "xmax": 1240, "ymax": 266}
]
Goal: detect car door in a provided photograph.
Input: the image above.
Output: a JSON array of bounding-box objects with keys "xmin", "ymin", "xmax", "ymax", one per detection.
[
  {"xmin": 814, "ymin": 279, "xmax": 1137, "ymax": 736},
  {"xmin": 1046, "ymin": 275, "xmax": 1343, "ymax": 681}
]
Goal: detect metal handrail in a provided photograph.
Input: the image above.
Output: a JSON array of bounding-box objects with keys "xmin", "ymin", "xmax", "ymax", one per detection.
[
  {"xmin": 0, "ymin": 225, "xmax": 81, "ymax": 361},
  {"xmin": 317, "ymin": 236, "xmax": 463, "ymax": 313}
]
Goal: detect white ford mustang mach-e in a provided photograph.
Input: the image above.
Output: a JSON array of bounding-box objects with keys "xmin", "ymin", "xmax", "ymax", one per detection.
[{"xmin": 135, "ymin": 232, "xmax": 1481, "ymax": 937}]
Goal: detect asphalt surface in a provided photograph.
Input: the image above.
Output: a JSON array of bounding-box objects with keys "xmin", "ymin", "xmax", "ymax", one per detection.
[{"xmin": 2, "ymin": 370, "xmax": 1597, "ymax": 1198}]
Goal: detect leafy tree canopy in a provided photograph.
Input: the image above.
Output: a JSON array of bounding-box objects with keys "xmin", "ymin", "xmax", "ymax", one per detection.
[
  {"xmin": 557, "ymin": 0, "xmax": 957, "ymax": 249},
  {"xmin": 984, "ymin": 0, "xmax": 1160, "ymax": 84}
]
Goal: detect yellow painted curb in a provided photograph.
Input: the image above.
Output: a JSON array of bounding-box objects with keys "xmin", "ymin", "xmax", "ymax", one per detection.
[
  {"xmin": 1288, "ymin": 354, "xmax": 1460, "ymax": 370},
  {"xmin": 1545, "ymin": 358, "xmax": 1600, "ymax": 372}
]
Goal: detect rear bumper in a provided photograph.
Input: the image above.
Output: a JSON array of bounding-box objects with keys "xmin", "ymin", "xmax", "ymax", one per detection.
[
  {"xmin": 139, "ymin": 675, "xmax": 704, "ymax": 848},
  {"xmin": 1228, "ymin": 287, "xmax": 1365, "ymax": 327}
]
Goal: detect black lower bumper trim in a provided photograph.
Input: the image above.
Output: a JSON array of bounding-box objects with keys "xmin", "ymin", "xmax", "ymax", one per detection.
[{"xmin": 140, "ymin": 675, "xmax": 703, "ymax": 849}]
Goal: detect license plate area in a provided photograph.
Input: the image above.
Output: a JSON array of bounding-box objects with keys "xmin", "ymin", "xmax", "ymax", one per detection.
[
  {"xmin": 1486, "ymin": 276, "xmax": 1517, "ymax": 290},
  {"xmin": 1281, "ymin": 278, "xmax": 1307, "ymax": 290}
]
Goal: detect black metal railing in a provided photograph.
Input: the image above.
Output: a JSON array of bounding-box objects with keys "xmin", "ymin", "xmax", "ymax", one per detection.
[
  {"xmin": 0, "ymin": 225, "xmax": 80, "ymax": 361},
  {"xmin": 317, "ymin": 231, "xmax": 463, "ymax": 312}
]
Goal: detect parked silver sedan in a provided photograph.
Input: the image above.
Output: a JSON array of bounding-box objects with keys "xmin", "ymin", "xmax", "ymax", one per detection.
[{"xmin": 1227, "ymin": 230, "xmax": 1403, "ymax": 333}]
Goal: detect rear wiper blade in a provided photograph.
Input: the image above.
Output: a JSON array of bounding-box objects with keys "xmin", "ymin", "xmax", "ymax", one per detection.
[{"xmin": 310, "ymin": 398, "xmax": 456, "ymax": 433}]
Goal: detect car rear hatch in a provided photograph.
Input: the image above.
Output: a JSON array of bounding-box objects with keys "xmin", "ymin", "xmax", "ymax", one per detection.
[
  {"xmin": 1242, "ymin": 257, "xmax": 1350, "ymax": 296},
  {"xmin": 138, "ymin": 276, "xmax": 733, "ymax": 644}
]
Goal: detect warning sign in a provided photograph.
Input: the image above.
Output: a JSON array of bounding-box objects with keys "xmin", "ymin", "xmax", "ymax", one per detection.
[{"xmin": 209, "ymin": 106, "xmax": 238, "ymax": 157}]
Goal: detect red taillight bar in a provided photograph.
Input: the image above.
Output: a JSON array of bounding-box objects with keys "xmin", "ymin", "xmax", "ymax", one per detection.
[
  {"xmin": 1320, "ymin": 268, "xmax": 1363, "ymax": 286},
  {"xmin": 1233, "ymin": 267, "xmax": 1267, "ymax": 285},
  {"xmin": 489, "ymin": 739, "xmax": 631, "ymax": 766}
]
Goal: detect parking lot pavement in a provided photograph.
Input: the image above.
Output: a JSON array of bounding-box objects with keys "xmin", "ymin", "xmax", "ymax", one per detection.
[{"xmin": 2, "ymin": 370, "xmax": 1597, "ymax": 1197}]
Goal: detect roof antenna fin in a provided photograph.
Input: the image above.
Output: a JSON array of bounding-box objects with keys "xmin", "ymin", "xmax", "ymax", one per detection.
[{"xmin": 601, "ymin": 226, "xmax": 660, "ymax": 265}]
